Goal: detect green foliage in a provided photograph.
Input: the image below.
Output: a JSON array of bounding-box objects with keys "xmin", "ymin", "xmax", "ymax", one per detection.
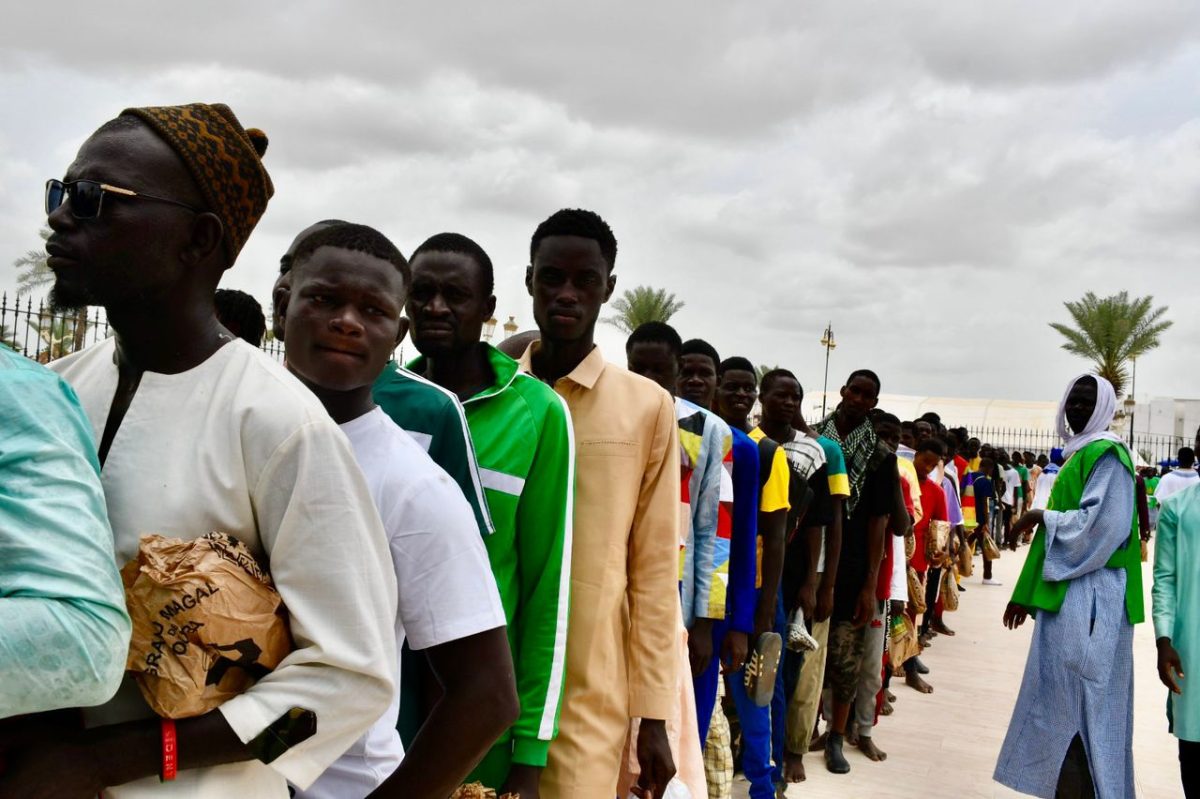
[
  {"xmin": 14, "ymin": 227, "xmax": 52, "ymax": 296},
  {"xmin": 1049, "ymin": 291, "xmax": 1171, "ymax": 397},
  {"xmin": 755, "ymin": 363, "xmax": 781, "ymax": 386},
  {"xmin": 603, "ymin": 285, "xmax": 685, "ymax": 334},
  {"xmin": 28, "ymin": 313, "xmax": 89, "ymax": 362}
]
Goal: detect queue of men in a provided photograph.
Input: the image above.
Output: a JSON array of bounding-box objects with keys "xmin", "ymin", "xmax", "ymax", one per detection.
[{"xmin": 1, "ymin": 100, "xmax": 1198, "ymax": 799}]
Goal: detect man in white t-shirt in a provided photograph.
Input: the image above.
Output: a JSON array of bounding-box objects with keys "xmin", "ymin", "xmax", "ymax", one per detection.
[
  {"xmin": 281, "ymin": 221, "xmax": 517, "ymax": 799},
  {"xmin": 1157, "ymin": 448, "xmax": 1200, "ymax": 506}
]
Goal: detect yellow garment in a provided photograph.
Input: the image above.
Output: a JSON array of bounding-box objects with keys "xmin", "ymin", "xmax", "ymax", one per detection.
[
  {"xmin": 747, "ymin": 428, "xmax": 791, "ymax": 513},
  {"xmin": 521, "ymin": 345, "xmax": 680, "ymax": 799},
  {"xmin": 897, "ymin": 457, "xmax": 924, "ymax": 525},
  {"xmin": 747, "ymin": 427, "xmax": 791, "ymax": 588},
  {"xmin": 968, "ymin": 456, "xmax": 982, "ymax": 473}
]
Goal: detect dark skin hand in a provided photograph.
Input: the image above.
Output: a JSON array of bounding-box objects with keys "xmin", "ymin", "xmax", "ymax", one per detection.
[
  {"xmin": 1003, "ymin": 602, "xmax": 1030, "ymax": 629},
  {"xmin": 0, "ymin": 710, "xmax": 251, "ymax": 799},
  {"xmin": 852, "ymin": 514, "xmax": 888, "ymax": 628},
  {"xmin": 633, "ymin": 719, "xmax": 676, "ymax": 799},
  {"xmin": 374, "ymin": 627, "xmax": 519, "ymax": 798},
  {"xmin": 1158, "ymin": 637, "xmax": 1185, "ymax": 695},
  {"xmin": 501, "ymin": 764, "xmax": 542, "ymax": 799},
  {"xmin": 798, "ymin": 522, "xmax": 822, "ymax": 619},
  {"xmin": 1010, "ymin": 509, "xmax": 1045, "ymax": 540},
  {"xmin": 720, "ymin": 629, "xmax": 749, "ymax": 674},
  {"xmin": 688, "ymin": 618, "xmax": 716, "ymax": 677}
]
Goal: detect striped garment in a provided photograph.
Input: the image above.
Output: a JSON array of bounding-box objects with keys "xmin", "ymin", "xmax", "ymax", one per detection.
[{"xmin": 676, "ymin": 397, "xmax": 733, "ymax": 629}]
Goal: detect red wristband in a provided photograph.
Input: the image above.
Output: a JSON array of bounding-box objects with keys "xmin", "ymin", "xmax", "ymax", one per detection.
[{"xmin": 161, "ymin": 718, "xmax": 178, "ymax": 782}]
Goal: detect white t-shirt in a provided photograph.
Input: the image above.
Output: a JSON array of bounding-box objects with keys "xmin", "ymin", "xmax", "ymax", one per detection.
[
  {"xmin": 52, "ymin": 338, "xmax": 398, "ymax": 798},
  {"xmin": 299, "ymin": 407, "xmax": 506, "ymax": 799},
  {"xmin": 1003, "ymin": 467, "xmax": 1021, "ymax": 506},
  {"xmin": 1155, "ymin": 468, "xmax": 1200, "ymax": 506}
]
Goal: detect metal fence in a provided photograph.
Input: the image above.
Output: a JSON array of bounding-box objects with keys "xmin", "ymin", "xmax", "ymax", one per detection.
[
  {"xmin": 1, "ymin": 293, "xmax": 112, "ymax": 363},
  {"xmin": 963, "ymin": 425, "xmax": 1184, "ymax": 467},
  {"xmin": 1, "ymin": 293, "xmax": 288, "ymax": 364}
]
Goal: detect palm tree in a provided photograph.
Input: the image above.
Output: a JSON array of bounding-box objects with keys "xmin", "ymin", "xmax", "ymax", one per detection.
[
  {"xmin": 14, "ymin": 227, "xmax": 53, "ymax": 295},
  {"xmin": 603, "ymin": 285, "xmax": 685, "ymax": 334},
  {"xmin": 1049, "ymin": 291, "xmax": 1171, "ymax": 397},
  {"xmin": 755, "ymin": 364, "xmax": 781, "ymax": 386},
  {"xmin": 28, "ymin": 313, "xmax": 88, "ymax": 363}
]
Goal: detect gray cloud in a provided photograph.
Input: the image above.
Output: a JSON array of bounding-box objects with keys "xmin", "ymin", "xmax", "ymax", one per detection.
[{"xmin": 2, "ymin": 1, "xmax": 1199, "ymax": 410}]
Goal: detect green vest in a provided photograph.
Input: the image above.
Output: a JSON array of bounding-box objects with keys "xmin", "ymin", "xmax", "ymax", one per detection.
[{"xmin": 1010, "ymin": 439, "xmax": 1144, "ymax": 623}]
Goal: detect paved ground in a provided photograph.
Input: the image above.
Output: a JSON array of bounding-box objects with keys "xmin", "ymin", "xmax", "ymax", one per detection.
[{"xmin": 731, "ymin": 542, "xmax": 1183, "ymax": 798}]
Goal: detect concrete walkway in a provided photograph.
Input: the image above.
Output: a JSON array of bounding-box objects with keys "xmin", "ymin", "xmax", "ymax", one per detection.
[{"xmin": 731, "ymin": 543, "xmax": 1183, "ymax": 798}]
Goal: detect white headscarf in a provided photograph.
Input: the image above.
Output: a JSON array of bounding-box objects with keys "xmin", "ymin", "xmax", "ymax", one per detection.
[{"xmin": 1056, "ymin": 372, "xmax": 1126, "ymax": 460}]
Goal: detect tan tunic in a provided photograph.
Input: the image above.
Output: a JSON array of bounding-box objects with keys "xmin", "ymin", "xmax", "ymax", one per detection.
[{"xmin": 521, "ymin": 344, "xmax": 680, "ymax": 798}]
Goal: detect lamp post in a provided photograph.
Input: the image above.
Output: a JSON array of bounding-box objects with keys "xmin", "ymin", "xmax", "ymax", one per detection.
[
  {"xmin": 1126, "ymin": 357, "xmax": 1137, "ymax": 448},
  {"xmin": 503, "ymin": 315, "xmax": 518, "ymax": 339},
  {"xmin": 820, "ymin": 322, "xmax": 836, "ymax": 418},
  {"xmin": 482, "ymin": 316, "xmax": 498, "ymax": 342}
]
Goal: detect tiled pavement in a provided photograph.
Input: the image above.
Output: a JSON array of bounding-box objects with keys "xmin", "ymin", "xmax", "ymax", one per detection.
[{"xmin": 731, "ymin": 542, "xmax": 1184, "ymax": 798}]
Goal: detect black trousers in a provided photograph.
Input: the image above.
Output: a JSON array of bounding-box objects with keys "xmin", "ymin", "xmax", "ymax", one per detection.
[
  {"xmin": 1056, "ymin": 734, "xmax": 1095, "ymax": 799},
  {"xmin": 921, "ymin": 566, "xmax": 942, "ymax": 635},
  {"xmin": 1183, "ymin": 739, "xmax": 1199, "ymax": 798}
]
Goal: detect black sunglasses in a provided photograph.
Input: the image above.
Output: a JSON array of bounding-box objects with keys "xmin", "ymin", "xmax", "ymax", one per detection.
[{"xmin": 45, "ymin": 178, "xmax": 203, "ymax": 220}]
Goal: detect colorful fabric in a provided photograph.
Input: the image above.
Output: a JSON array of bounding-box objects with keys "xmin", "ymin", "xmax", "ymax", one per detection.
[
  {"xmin": 0, "ymin": 347, "xmax": 130, "ymax": 718},
  {"xmin": 819, "ymin": 436, "xmax": 850, "ymax": 498},
  {"xmin": 703, "ymin": 693, "xmax": 733, "ymax": 799},
  {"xmin": 676, "ymin": 398, "xmax": 731, "ymax": 628},
  {"xmin": 122, "ymin": 103, "xmax": 273, "ymax": 263},
  {"xmin": 713, "ymin": 428, "xmax": 761, "ymax": 632},
  {"xmin": 748, "ymin": 428, "xmax": 791, "ymax": 589},
  {"xmin": 409, "ymin": 346, "xmax": 574, "ymax": 771}
]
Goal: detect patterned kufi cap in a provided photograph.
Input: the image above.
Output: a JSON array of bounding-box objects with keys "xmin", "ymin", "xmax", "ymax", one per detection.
[{"xmin": 120, "ymin": 103, "xmax": 274, "ymax": 265}]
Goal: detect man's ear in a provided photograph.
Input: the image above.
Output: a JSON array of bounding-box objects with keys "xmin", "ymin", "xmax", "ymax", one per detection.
[
  {"xmin": 396, "ymin": 316, "xmax": 410, "ymax": 346},
  {"xmin": 868, "ymin": 395, "xmax": 879, "ymax": 411},
  {"xmin": 603, "ymin": 271, "xmax": 617, "ymax": 303},
  {"xmin": 276, "ymin": 285, "xmax": 292, "ymax": 338},
  {"xmin": 183, "ymin": 211, "xmax": 225, "ymax": 269},
  {"xmin": 485, "ymin": 294, "xmax": 497, "ymax": 320},
  {"xmin": 525, "ymin": 265, "xmax": 534, "ymax": 296}
]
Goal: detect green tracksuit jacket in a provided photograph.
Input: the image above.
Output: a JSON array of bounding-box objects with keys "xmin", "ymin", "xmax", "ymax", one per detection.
[{"xmin": 410, "ymin": 345, "xmax": 573, "ymax": 777}]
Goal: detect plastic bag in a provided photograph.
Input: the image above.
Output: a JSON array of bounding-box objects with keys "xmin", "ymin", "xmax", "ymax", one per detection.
[{"xmin": 121, "ymin": 531, "xmax": 292, "ymax": 718}]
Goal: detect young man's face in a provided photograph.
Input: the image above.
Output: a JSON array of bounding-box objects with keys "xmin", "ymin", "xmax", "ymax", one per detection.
[
  {"xmin": 283, "ymin": 245, "xmax": 407, "ymax": 392},
  {"xmin": 1011, "ymin": 452, "xmax": 1023, "ymax": 466},
  {"xmin": 914, "ymin": 420, "xmax": 933, "ymax": 443},
  {"xmin": 838, "ymin": 374, "xmax": 879, "ymax": 427},
  {"xmin": 527, "ymin": 235, "xmax": 615, "ymax": 344},
  {"xmin": 678, "ymin": 353, "xmax": 718, "ymax": 409},
  {"xmin": 627, "ymin": 341, "xmax": 679, "ymax": 395},
  {"xmin": 914, "ymin": 450, "xmax": 940, "ymax": 478},
  {"xmin": 1038, "ymin": 455, "xmax": 1049, "ymax": 467},
  {"xmin": 899, "ymin": 426, "xmax": 916, "ymax": 450},
  {"xmin": 876, "ymin": 422, "xmax": 901, "ymax": 452},
  {"xmin": 407, "ymin": 250, "xmax": 495, "ymax": 358},
  {"xmin": 967, "ymin": 438, "xmax": 981, "ymax": 458},
  {"xmin": 274, "ymin": 221, "xmax": 333, "ymax": 341},
  {"xmin": 46, "ymin": 123, "xmax": 204, "ymax": 311},
  {"xmin": 717, "ymin": 369, "xmax": 757, "ymax": 424},
  {"xmin": 760, "ymin": 376, "xmax": 801, "ymax": 429}
]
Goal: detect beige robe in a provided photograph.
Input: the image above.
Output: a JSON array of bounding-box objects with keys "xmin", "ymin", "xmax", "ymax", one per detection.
[{"xmin": 521, "ymin": 344, "xmax": 680, "ymax": 798}]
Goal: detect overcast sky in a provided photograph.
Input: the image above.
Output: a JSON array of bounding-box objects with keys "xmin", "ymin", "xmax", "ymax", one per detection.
[{"xmin": 2, "ymin": 2, "xmax": 1197, "ymax": 408}]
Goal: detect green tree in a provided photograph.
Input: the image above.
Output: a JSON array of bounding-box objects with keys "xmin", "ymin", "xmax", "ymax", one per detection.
[
  {"xmin": 755, "ymin": 363, "xmax": 781, "ymax": 386},
  {"xmin": 1049, "ymin": 291, "xmax": 1171, "ymax": 398},
  {"xmin": 602, "ymin": 285, "xmax": 685, "ymax": 334}
]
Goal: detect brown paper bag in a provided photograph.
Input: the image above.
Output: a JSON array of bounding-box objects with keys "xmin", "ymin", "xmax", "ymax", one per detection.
[
  {"xmin": 889, "ymin": 614, "xmax": 919, "ymax": 675},
  {"xmin": 982, "ymin": 532, "xmax": 1001, "ymax": 561},
  {"xmin": 941, "ymin": 567, "xmax": 960, "ymax": 612},
  {"xmin": 958, "ymin": 539, "xmax": 975, "ymax": 577},
  {"xmin": 121, "ymin": 532, "xmax": 293, "ymax": 718},
  {"xmin": 907, "ymin": 567, "xmax": 926, "ymax": 615}
]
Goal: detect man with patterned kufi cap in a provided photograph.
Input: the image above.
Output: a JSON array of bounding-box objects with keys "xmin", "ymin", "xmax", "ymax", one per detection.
[{"xmin": 0, "ymin": 103, "xmax": 398, "ymax": 798}]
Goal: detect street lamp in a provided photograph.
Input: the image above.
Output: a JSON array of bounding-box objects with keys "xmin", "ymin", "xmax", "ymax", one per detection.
[
  {"xmin": 503, "ymin": 315, "xmax": 518, "ymax": 339},
  {"xmin": 820, "ymin": 322, "xmax": 836, "ymax": 418},
  {"xmin": 482, "ymin": 316, "xmax": 498, "ymax": 342},
  {"xmin": 1126, "ymin": 357, "xmax": 1138, "ymax": 448}
]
